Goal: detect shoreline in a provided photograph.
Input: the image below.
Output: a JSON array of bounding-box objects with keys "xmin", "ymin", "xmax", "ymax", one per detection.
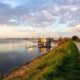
[{"xmin": 3, "ymin": 46, "xmax": 56, "ymax": 78}]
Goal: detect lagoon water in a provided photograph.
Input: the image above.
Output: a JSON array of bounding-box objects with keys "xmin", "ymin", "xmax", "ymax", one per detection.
[{"xmin": 0, "ymin": 39, "xmax": 53, "ymax": 74}]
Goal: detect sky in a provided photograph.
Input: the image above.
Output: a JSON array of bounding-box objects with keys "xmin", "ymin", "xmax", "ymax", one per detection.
[{"xmin": 0, "ymin": 0, "xmax": 80, "ymax": 38}]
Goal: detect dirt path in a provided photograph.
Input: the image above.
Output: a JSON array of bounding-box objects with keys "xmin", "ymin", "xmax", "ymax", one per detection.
[
  {"xmin": 75, "ymin": 42, "xmax": 80, "ymax": 52},
  {"xmin": 75, "ymin": 42, "xmax": 80, "ymax": 79}
]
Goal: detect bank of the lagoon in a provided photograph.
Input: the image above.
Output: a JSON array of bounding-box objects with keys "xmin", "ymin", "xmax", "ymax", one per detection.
[{"xmin": 4, "ymin": 40, "xmax": 80, "ymax": 80}]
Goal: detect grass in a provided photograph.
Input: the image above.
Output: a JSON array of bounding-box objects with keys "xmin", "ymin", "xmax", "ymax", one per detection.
[{"xmin": 4, "ymin": 40, "xmax": 80, "ymax": 80}]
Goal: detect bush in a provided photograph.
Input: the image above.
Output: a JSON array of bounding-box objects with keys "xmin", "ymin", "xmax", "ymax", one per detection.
[{"xmin": 72, "ymin": 36, "xmax": 79, "ymax": 41}]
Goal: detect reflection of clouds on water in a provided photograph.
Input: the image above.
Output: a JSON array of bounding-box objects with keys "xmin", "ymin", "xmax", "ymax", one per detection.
[
  {"xmin": 28, "ymin": 47, "xmax": 34, "ymax": 52},
  {"xmin": 25, "ymin": 41, "xmax": 37, "ymax": 48},
  {"xmin": 0, "ymin": 40, "xmax": 56, "ymax": 73},
  {"xmin": 0, "ymin": 41, "xmax": 30, "ymax": 53}
]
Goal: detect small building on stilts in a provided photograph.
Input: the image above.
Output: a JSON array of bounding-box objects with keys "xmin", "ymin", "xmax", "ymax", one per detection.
[{"xmin": 38, "ymin": 38, "xmax": 51, "ymax": 48}]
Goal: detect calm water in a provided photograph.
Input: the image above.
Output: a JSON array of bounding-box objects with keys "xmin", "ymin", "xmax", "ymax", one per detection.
[{"xmin": 0, "ymin": 40, "xmax": 54, "ymax": 74}]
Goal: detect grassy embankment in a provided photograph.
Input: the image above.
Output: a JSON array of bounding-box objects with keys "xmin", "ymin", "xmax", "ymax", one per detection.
[{"xmin": 4, "ymin": 40, "xmax": 80, "ymax": 80}]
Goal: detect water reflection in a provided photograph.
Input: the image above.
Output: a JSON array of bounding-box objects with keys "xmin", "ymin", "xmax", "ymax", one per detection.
[
  {"xmin": 0, "ymin": 40, "xmax": 54, "ymax": 74},
  {"xmin": 38, "ymin": 46, "xmax": 51, "ymax": 53},
  {"xmin": 28, "ymin": 47, "xmax": 34, "ymax": 52}
]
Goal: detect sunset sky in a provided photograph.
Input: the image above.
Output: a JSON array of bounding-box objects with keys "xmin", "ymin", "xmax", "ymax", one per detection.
[{"xmin": 0, "ymin": 0, "xmax": 80, "ymax": 38}]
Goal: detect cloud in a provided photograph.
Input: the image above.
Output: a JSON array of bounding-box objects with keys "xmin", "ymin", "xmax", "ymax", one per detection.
[
  {"xmin": 0, "ymin": 0, "xmax": 27, "ymax": 8},
  {"xmin": 0, "ymin": 0, "xmax": 80, "ymax": 27},
  {"xmin": 0, "ymin": 0, "xmax": 80, "ymax": 37},
  {"xmin": 66, "ymin": 24, "xmax": 80, "ymax": 33},
  {"xmin": 0, "ymin": 24, "xmax": 58, "ymax": 38}
]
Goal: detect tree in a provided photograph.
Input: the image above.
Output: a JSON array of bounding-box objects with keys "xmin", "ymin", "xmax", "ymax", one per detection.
[{"xmin": 72, "ymin": 36, "xmax": 79, "ymax": 41}]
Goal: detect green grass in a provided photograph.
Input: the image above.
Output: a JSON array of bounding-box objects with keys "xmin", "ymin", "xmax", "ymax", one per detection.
[{"xmin": 4, "ymin": 40, "xmax": 80, "ymax": 80}]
